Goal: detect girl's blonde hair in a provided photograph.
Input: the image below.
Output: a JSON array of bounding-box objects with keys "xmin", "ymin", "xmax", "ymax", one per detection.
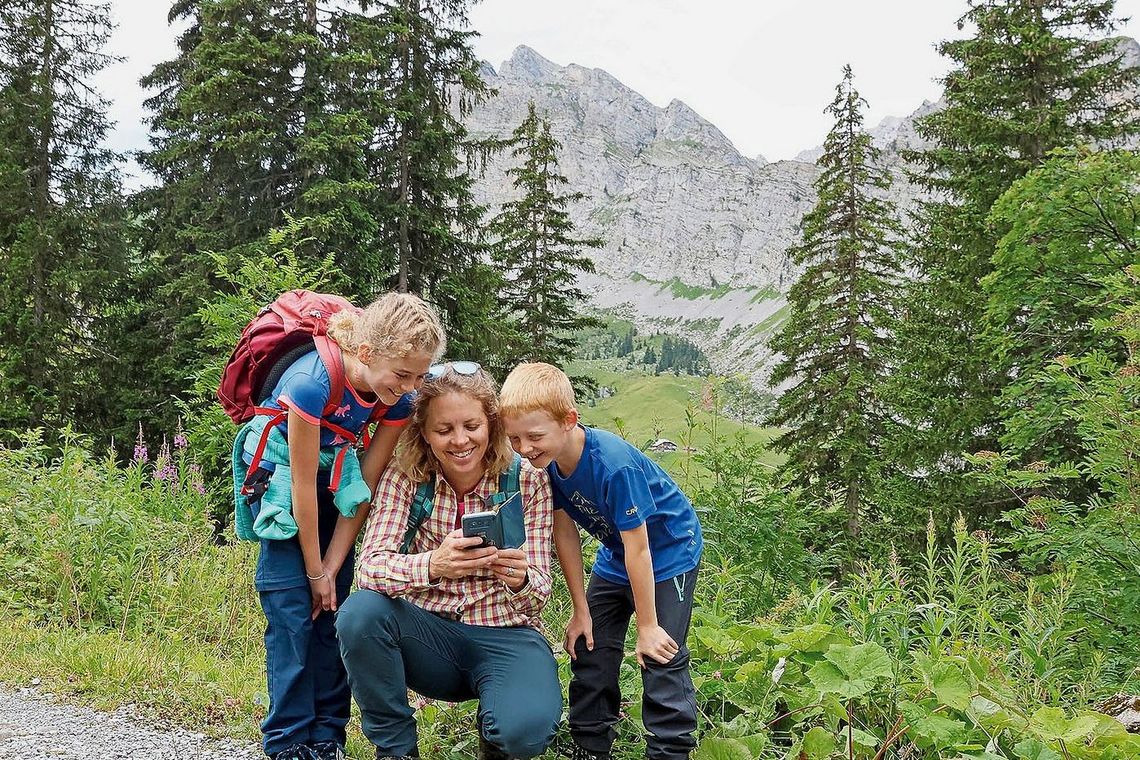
[
  {"xmin": 327, "ymin": 292, "xmax": 445, "ymax": 361},
  {"xmin": 396, "ymin": 367, "xmax": 516, "ymax": 484}
]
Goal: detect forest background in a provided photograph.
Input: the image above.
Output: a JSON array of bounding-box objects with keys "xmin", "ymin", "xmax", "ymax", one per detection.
[{"xmin": 1, "ymin": 1, "xmax": 1139, "ymax": 759}]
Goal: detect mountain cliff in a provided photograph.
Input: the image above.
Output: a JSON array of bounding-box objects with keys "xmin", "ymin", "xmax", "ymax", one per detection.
[{"xmin": 465, "ymin": 40, "xmax": 1138, "ymax": 385}]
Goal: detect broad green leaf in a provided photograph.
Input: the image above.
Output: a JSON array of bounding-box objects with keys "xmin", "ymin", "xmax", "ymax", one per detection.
[
  {"xmin": 693, "ymin": 737, "xmax": 753, "ymax": 760},
  {"xmin": 845, "ymin": 727, "xmax": 881, "ymax": 749},
  {"xmin": 1030, "ymin": 706, "xmax": 1098, "ymax": 742},
  {"xmin": 779, "ymin": 624, "xmax": 843, "ymax": 653},
  {"xmin": 695, "ymin": 627, "xmax": 738, "ymax": 657},
  {"xmin": 931, "ymin": 662, "xmax": 972, "ymax": 710},
  {"xmin": 899, "ymin": 701, "xmax": 969, "ymax": 750},
  {"xmin": 735, "ymin": 660, "xmax": 770, "ymax": 684},
  {"xmin": 807, "ymin": 661, "xmax": 877, "ymax": 700},
  {"xmin": 737, "ymin": 735, "xmax": 769, "ymax": 757},
  {"xmin": 802, "ymin": 726, "xmax": 837, "ymax": 760},
  {"xmin": 825, "ymin": 642, "xmax": 893, "ymax": 681},
  {"xmin": 1013, "ymin": 738, "xmax": 1062, "ymax": 760}
]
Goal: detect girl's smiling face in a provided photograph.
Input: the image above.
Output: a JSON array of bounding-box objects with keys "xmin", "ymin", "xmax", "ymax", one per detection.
[
  {"xmin": 356, "ymin": 349, "xmax": 433, "ymax": 405},
  {"xmin": 422, "ymin": 391, "xmax": 490, "ymax": 487}
]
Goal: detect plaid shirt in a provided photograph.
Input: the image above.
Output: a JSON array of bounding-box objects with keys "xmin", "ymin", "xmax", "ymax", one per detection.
[{"xmin": 356, "ymin": 459, "xmax": 554, "ymax": 629}]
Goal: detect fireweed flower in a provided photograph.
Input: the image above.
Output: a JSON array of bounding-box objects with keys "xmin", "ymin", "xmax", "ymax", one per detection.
[
  {"xmin": 154, "ymin": 440, "xmax": 177, "ymax": 482},
  {"xmin": 132, "ymin": 426, "xmax": 148, "ymax": 464},
  {"xmin": 173, "ymin": 420, "xmax": 188, "ymax": 450}
]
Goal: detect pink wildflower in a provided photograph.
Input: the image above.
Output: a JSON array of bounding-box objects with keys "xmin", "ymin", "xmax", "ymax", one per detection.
[{"xmin": 132, "ymin": 425, "xmax": 148, "ymax": 464}]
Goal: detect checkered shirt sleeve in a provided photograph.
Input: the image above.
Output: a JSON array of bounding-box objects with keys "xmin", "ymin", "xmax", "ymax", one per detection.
[{"xmin": 355, "ymin": 459, "xmax": 555, "ymax": 629}]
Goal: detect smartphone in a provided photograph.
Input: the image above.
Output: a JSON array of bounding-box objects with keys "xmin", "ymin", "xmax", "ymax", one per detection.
[{"xmin": 461, "ymin": 510, "xmax": 500, "ymax": 548}]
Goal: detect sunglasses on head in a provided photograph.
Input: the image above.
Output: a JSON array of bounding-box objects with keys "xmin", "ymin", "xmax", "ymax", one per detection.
[{"xmin": 425, "ymin": 360, "xmax": 481, "ymax": 380}]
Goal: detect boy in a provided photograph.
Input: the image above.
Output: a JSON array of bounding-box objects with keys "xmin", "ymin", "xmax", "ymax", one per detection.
[{"xmin": 500, "ymin": 363, "xmax": 702, "ymax": 760}]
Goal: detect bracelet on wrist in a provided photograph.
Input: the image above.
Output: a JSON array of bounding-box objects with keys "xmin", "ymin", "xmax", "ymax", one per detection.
[{"xmin": 306, "ymin": 571, "xmax": 326, "ymax": 581}]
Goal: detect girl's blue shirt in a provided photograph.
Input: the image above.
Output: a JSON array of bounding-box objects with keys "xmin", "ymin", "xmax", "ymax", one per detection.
[{"xmin": 261, "ymin": 348, "xmax": 413, "ymax": 445}]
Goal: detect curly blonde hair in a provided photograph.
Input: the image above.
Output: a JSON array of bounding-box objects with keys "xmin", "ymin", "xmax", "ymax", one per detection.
[
  {"xmin": 396, "ymin": 367, "xmax": 516, "ymax": 484},
  {"xmin": 327, "ymin": 292, "xmax": 445, "ymax": 361}
]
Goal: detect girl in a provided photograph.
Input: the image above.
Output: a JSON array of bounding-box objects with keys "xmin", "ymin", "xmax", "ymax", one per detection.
[
  {"xmin": 336, "ymin": 362, "xmax": 561, "ymax": 760},
  {"xmin": 241, "ymin": 292, "xmax": 445, "ymax": 760}
]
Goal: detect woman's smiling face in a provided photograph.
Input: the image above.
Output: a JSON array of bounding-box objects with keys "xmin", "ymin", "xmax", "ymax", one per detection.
[{"xmin": 422, "ymin": 390, "xmax": 490, "ymax": 486}]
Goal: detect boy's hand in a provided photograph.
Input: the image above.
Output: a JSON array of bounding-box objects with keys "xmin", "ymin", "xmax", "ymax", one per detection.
[
  {"xmin": 635, "ymin": 624, "xmax": 679, "ymax": 667},
  {"xmin": 490, "ymin": 547, "xmax": 529, "ymax": 592},
  {"xmin": 309, "ymin": 574, "xmax": 336, "ymax": 619},
  {"xmin": 429, "ymin": 529, "xmax": 498, "ymax": 581},
  {"xmin": 564, "ymin": 610, "xmax": 594, "ymax": 660}
]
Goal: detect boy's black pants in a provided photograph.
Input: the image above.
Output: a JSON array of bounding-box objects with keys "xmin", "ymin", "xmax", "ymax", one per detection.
[{"xmin": 569, "ymin": 568, "xmax": 698, "ymax": 760}]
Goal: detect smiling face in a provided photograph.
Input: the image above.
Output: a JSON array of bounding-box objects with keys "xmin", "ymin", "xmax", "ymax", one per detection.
[
  {"xmin": 503, "ymin": 408, "xmax": 577, "ymax": 470},
  {"xmin": 356, "ymin": 349, "xmax": 434, "ymax": 406},
  {"xmin": 422, "ymin": 390, "xmax": 490, "ymax": 487}
]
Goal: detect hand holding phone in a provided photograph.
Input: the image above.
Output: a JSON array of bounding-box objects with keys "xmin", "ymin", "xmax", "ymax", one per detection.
[{"xmin": 461, "ymin": 510, "xmax": 500, "ymax": 548}]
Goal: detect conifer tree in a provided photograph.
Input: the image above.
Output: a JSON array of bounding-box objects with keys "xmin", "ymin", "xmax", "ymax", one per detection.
[
  {"xmin": 0, "ymin": 0, "xmax": 128, "ymax": 437},
  {"xmin": 766, "ymin": 66, "xmax": 903, "ymax": 540},
  {"xmin": 134, "ymin": 0, "xmax": 328, "ymax": 434},
  {"xmin": 488, "ymin": 102, "xmax": 601, "ymax": 367},
  {"xmin": 891, "ymin": 0, "xmax": 1139, "ymax": 518}
]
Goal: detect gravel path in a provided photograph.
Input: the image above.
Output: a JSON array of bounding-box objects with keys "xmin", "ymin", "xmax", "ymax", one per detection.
[{"xmin": 0, "ymin": 686, "xmax": 263, "ymax": 759}]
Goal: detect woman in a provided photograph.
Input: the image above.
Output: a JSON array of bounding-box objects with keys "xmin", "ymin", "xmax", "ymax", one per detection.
[{"xmin": 336, "ymin": 362, "xmax": 560, "ymax": 760}]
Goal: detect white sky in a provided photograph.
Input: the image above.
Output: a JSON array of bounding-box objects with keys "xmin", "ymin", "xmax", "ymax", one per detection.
[{"xmin": 97, "ymin": 0, "xmax": 1140, "ymax": 184}]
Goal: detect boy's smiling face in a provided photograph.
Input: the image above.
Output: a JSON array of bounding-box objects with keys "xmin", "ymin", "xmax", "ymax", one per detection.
[{"xmin": 504, "ymin": 408, "xmax": 577, "ymax": 469}]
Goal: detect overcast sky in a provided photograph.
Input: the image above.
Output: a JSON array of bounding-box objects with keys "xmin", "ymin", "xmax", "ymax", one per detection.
[{"xmin": 96, "ymin": 0, "xmax": 1140, "ymax": 184}]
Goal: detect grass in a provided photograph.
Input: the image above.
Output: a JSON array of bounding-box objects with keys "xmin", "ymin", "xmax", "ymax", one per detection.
[
  {"xmin": 749, "ymin": 303, "xmax": 791, "ymax": 336},
  {"xmin": 568, "ymin": 361, "xmax": 781, "ymax": 475}
]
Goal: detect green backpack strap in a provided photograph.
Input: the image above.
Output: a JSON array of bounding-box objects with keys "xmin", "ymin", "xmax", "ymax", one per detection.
[
  {"xmin": 399, "ymin": 455, "xmax": 522, "ymax": 552},
  {"xmin": 400, "ymin": 474, "xmax": 436, "ymax": 554},
  {"xmin": 485, "ymin": 453, "xmax": 523, "ymax": 507}
]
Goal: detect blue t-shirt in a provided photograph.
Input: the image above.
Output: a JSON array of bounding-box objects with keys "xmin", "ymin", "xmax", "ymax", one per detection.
[
  {"xmin": 548, "ymin": 426, "xmax": 702, "ymax": 585},
  {"xmin": 262, "ymin": 348, "xmax": 413, "ymax": 446}
]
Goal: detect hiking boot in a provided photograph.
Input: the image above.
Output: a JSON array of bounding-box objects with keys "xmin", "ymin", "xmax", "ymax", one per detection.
[
  {"xmin": 272, "ymin": 745, "xmax": 317, "ymax": 760},
  {"xmin": 568, "ymin": 744, "xmax": 612, "ymax": 760},
  {"xmin": 478, "ymin": 734, "xmax": 513, "ymax": 760},
  {"xmin": 310, "ymin": 740, "xmax": 345, "ymax": 760}
]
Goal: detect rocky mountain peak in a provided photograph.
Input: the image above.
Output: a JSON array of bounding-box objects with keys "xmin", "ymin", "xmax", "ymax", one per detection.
[{"xmin": 500, "ymin": 45, "xmax": 561, "ymax": 81}]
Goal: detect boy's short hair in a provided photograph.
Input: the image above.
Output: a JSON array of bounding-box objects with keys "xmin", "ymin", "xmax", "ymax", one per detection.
[{"xmin": 500, "ymin": 362, "xmax": 577, "ymax": 421}]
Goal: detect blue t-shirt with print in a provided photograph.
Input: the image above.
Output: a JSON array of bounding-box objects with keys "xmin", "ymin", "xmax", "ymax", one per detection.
[
  {"xmin": 261, "ymin": 348, "xmax": 413, "ymax": 446},
  {"xmin": 547, "ymin": 425, "xmax": 702, "ymax": 585}
]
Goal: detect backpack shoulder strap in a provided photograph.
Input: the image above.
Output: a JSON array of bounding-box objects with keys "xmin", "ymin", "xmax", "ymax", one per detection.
[
  {"xmin": 313, "ymin": 334, "xmax": 345, "ymax": 419},
  {"xmin": 501, "ymin": 452, "xmax": 522, "ymax": 494},
  {"xmin": 400, "ymin": 474, "xmax": 437, "ymax": 554},
  {"xmin": 486, "ymin": 453, "xmax": 523, "ymax": 507}
]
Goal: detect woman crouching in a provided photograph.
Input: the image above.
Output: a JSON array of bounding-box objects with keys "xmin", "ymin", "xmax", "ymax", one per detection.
[{"xmin": 336, "ymin": 362, "xmax": 559, "ymax": 760}]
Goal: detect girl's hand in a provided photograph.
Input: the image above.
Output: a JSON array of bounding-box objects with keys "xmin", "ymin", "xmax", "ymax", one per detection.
[
  {"xmin": 490, "ymin": 548, "xmax": 529, "ymax": 592},
  {"xmin": 635, "ymin": 624, "xmax": 679, "ymax": 667},
  {"xmin": 428, "ymin": 529, "xmax": 497, "ymax": 581},
  {"xmin": 309, "ymin": 574, "xmax": 336, "ymax": 619},
  {"xmin": 564, "ymin": 610, "xmax": 594, "ymax": 659}
]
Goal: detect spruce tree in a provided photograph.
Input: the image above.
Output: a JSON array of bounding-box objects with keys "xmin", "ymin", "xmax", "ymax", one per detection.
[
  {"xmin": 766, "ymin": 66, "xmax": 903, "ymax": 541},
  {"xmin": 488, "ymin": 102, "xmax": 601, "ymax": 367},
  {"xmin": 134, "ymin": 0, "xmax": 326, "ymax": 433},
  {"xmin": 0, "ymin": 0, "xmax": 128, "ymax": 438},
  {"xmin": 891, "ymin": 0, "xmax": 1139, "ymax": 519}
]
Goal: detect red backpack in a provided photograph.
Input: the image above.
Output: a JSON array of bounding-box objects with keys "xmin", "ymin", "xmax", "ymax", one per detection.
[{"xmin": 218, "ymin": 290, "xmax": 377, "ymax": 492}]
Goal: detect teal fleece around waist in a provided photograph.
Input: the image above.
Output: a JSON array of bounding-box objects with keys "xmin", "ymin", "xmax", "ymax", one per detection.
[{"xmin": 231, "ymin": 415, "xmax": 372, "ymax": 542}]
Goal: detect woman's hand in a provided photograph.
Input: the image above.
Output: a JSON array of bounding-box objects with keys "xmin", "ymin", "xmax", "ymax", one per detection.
[
  {"xmin": 309, "ymin": 573, "xmax": 336, "ymax": 619},
  {"xmin": 428, "ymin": 529, "xmax": 498, "ymax": 581},
  {"xmin": 490, "ymin": 548, "xmax": 529, "ymax": 592}
]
